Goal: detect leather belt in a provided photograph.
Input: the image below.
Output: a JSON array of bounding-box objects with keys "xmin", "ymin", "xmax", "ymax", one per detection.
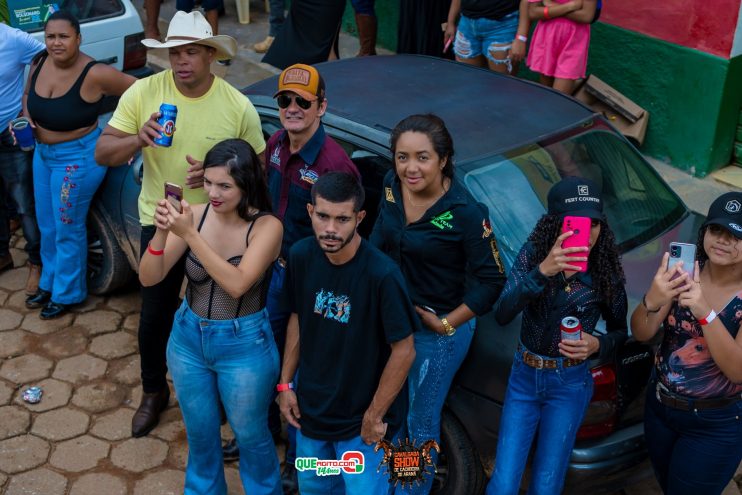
[
  {"xmin": 519, "ymin": 345, "xmax": 583, "ymax": 369},
  {"xmin": 655, "ymin": 382, "xmax": 742, "ymax": 411}
]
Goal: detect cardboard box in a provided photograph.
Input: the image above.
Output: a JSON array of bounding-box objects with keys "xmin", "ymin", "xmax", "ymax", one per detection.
[{"xmin": 573, "ymin": 75, "xmax": 649, "ymax": 146}]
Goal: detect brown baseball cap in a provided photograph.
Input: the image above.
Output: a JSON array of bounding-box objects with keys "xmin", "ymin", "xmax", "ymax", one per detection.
[{"xmin": 273, "ymin": 64, "xmax": 325, "ymax": 101}]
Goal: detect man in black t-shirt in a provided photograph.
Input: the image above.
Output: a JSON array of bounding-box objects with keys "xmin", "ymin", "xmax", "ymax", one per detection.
[{"xmin": 278, "ymin": 172, "xmax": 418, "ymax": 494}]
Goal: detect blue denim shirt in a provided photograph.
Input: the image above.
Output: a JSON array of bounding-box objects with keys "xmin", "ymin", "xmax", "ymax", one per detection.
[{"xmin": 495, "ymin": 241, "xmax": 628, "ymax": 359}]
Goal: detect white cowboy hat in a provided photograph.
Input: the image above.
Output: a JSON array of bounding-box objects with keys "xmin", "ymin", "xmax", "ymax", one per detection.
[{"xmin": 141, "ymin": 11, "xmax": 237, "ymax": 60}]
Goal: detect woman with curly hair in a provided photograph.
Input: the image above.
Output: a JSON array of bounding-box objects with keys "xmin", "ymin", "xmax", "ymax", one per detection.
[
  {"xmin": 486, "ymin": 176, "xmax": 627, "ymax": 494},
  {"xmin": 630, "ymin": 192, "xmax": 742, "ymax": 495}
]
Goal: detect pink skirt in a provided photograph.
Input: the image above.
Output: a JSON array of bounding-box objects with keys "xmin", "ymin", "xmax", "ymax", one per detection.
[{"xmin": 526, "ymin": 17, "xmax": 590, "ymax": 80}]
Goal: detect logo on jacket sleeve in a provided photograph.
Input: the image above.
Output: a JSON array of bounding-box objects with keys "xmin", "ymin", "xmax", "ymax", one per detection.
[{"xmin": 385, "ymin": 187, "xmax": 395, "ymax": 203}]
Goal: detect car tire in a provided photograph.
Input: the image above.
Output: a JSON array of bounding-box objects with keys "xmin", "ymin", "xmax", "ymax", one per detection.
[
  {"xmin": 432, "ymin": 409, "xmax": 486, "ymax": 495},
  {"xmin": 87, "ymin": 207, "xmax": 134, "ymax": 295}
]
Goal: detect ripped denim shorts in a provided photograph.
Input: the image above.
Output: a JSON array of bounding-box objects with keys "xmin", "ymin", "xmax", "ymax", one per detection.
[{"xmin": 454, "ymin": 11, "xmax": 519, "ymax": 70}]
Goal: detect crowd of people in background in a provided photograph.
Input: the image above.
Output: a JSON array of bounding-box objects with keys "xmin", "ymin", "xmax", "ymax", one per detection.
[{"xmin": 3, "ymin": 2, "xmax": 742, "ymax": 495}]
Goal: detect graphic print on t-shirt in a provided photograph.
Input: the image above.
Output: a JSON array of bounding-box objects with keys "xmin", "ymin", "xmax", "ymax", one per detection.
[{"xmin": 314, "ymin": 289, "xmax": 351, "ymax": 324}]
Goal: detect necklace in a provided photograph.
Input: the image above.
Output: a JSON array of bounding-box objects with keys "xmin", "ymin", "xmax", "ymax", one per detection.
[
  {"xmin": 561, "ymin": 272, "xmax": 572, "ymax": 293},
  {"xmin": 405, "ymin": 185, "xmax": 446, "ymax": 208}
]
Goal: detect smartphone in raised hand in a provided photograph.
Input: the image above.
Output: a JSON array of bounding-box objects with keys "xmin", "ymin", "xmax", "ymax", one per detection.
[
  {"xmin": 561, "ymin": 216, "xmax": 591, "ymax": 272},
  {"xmin": 667, "ymin": 242, "xmax": 696, "ymax": 280},
  {"xmin": 164, "ymin": 182, "xmax": 183, "ymax": 213}
]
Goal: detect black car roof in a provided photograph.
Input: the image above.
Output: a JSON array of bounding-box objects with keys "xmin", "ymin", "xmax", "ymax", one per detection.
[{"xmin": 243, "ymin": 55, "xmax": 595, "ymax": 162}]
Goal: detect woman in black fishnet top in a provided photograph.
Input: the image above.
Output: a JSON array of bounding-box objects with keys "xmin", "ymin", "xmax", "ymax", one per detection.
[{"xmin": 139, "ymin": 139, "xmax": 283, "ymax": 494}]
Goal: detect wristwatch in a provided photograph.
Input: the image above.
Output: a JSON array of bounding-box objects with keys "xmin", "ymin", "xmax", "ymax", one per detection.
[{"xmin": 441, "ymin": 317, "xmax": 456, "ymax": 336}]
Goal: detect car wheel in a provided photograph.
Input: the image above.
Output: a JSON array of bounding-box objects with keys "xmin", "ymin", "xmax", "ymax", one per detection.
[
  {"xmin": 431, "ymin": 409, "xmax": 486, "ymax": 495},
  {"xmin": 87, "ymin": 207, "xmax": 134, "ymax": 295}
]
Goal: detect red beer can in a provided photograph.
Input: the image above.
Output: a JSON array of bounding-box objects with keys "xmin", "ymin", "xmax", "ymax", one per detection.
[{"xmin": 560, "ymin": 316, "xmax": 582, "ymax": 341}]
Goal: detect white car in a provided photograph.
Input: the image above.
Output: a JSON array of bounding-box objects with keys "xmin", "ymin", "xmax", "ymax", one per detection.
[{"xmin": 7, "ymin": 0, "xmax": 152, "ymax": 79}]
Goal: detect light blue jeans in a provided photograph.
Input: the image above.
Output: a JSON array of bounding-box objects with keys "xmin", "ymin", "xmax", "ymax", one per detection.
[
  {"xmin": 486, "ymin": 347, "xmax": 593, "ymax": 495},
  {"xmin": 397, "ymin": 318, "xmax": 476, "ymax": 495},
  {"xmin": 167, "ymin": 302, "xmax": 281, "ymax": 495},
  {"xmin": 295, "ymin": 430, "xmax": 389, "ymax": 494},
  {"xmin": 455, "ymin": 11, "xmax": 519, "ymax": 69},
  {"xmin": 33, "ymin": 128, "xmax": 106, "ymax": 304}
]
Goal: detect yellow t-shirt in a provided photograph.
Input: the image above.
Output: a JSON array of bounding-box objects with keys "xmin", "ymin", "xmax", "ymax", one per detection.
[{"xmin": 108, "ymin": 70, "xmax": 266, "ymax": 225}]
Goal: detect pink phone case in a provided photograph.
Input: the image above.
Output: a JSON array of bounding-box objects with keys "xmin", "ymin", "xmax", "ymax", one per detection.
[{"xmin": 561, "ymin": 216, "xmax": 591, "ymax": 272}]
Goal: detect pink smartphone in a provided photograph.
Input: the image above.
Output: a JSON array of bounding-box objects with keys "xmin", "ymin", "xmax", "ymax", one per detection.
[
  {"xmin": 561, "ymin": 216, "xmax": 591, "ymax": 272},
  {"xmin": 668, "ymin": 242, "xmax": 696, "ymax": 280},
  {"xmin": 164, "ymin": 182, "xmax": 183, "ymax": 213}
]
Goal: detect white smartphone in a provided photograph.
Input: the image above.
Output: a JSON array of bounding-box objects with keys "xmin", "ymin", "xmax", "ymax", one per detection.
[{"xmin": 667, "ymin": 242, "xmax": 696, "ymax": 280}]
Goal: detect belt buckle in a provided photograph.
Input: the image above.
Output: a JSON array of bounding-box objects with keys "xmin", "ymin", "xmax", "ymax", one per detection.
[{"xmin": 533, "ymin": 353, "xmax": 544, "ymax": 369}]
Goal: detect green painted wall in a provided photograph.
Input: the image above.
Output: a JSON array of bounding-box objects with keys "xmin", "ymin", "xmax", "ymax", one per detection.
[
  {"xmin": 340, "ymin": 7, "xmax": 742, "ymax": 176},
  {"xmin": 588, "ymin": 23, "xmax": 740, "ymax": 176}
]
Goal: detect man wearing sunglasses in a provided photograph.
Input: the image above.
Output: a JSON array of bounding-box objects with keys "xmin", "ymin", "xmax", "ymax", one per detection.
[{"xmin": 222, "ymin": 63, "xmax": 359, "ymax": 492}]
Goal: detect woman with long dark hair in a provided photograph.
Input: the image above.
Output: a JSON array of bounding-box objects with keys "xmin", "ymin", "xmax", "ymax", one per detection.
[
  {"xmin": 486, "ymin": 176, "xmax": 627, "ymax": 494},
  {"xmin": 23, "ymin": 10, "xmax": 135, "ymax": 318},
  {"xmin": 371, "ymin": 113, "xmax": 506, "ymax": 495},
  {"xmin": 630, "ymin": 192, "xmax": 742, "ymax": 494},
  {"xmin": 139, "ymin": 139, "xmax": 283, "ymax": 494}
]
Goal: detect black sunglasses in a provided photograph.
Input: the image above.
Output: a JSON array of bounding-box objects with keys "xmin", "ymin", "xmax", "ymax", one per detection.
[{"xmin": 276, "ymin": 94, "xmax": 313, "ymax": 110}]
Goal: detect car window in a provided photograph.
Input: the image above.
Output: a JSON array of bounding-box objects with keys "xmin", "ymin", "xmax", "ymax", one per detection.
[
  {"xmin": 4, "ymin": 0, "xmax": 124, "ymax": 32},
  {"xmin": 326, "ymin": 136, "xmax": 393, "ymax": 239},
  {"xmin": 461, "ymin": 127, "xmax": 685, "ymax": 270}
]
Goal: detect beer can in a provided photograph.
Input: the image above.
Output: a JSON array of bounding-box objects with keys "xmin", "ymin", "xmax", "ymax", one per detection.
[
  {"xmin": 153, "ymin": 103, "xmax": 177, "ymax": 147},
  {"xmin": 560, "ymin": 316, "xmax": 582, "ymax": 341}
]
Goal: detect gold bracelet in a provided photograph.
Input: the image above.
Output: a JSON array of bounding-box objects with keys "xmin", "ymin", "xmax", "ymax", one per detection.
[{"xmin": 441, "ymin": 317, "xmax": 456, "ymax": 336}]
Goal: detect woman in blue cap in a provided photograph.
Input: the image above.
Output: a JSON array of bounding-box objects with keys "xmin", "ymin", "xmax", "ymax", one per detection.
[
  {"xmin": 631, "ymin": 192, "xmax": 742, "ymax": 495},
  {"xmin": 487, "ymin": 176, "xmax": 627, "ymax": 494}
]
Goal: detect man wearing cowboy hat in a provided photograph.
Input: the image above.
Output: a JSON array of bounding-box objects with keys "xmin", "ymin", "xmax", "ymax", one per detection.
[{"xmin": 95, "ymin": 10, "xmax": 266, "ymax": 438}]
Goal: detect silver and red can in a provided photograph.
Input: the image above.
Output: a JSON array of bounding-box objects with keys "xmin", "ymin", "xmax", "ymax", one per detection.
[
  {"xmin": 560, "ymin": 316, "xmax": 582, "ymax": 341},
  {"xmin": 154, "ymin": 103, "xmax": 177, "ymax": 147}
]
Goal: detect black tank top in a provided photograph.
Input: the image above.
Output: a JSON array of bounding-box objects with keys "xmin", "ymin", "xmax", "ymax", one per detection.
[
  {"xmin": 27, "ymin": 54, "xmax": 102, "ymax": 132},
  {"xmin": 184, "ymin": 205, "xmax": 274, "ymax": 320}
]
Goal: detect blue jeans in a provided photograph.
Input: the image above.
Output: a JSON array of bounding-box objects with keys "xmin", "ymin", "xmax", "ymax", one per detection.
[
  {"xmin": 266, "ymin": 260, "xmax": 297, "ymax": 463},
  {"xmin": 644, "ymin": 380, "xmax": 742, "ymax": 494},
  {"xmin": 167, "ymin": 302, "xmax": 281, "ymax": 495},
  {"xmin": 295, "ymin": 430, "xmax": 389, "ymax": 494},
  {"xmin": 0, "ymin": 127, "xmax": 41, "ymax": 264},
  {"xmin": 33, "ymin": 128, "xmax": 106, "ymax": 304},
  {"xmin": 397, "ymin": 319, "xmax": 476, "ymax": 495},
  {"xmin": 486, "ymin": 348, "xmax": 593, "ymax": 495},
  {"xmin": 455, "ymin": 12, "xmax": 519, "ymax": 69}
]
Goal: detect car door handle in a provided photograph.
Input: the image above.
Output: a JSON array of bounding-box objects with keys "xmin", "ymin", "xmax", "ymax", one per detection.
[{"xmin": 98, "ymin": 56, "xmax": 118, "ymax": 65}]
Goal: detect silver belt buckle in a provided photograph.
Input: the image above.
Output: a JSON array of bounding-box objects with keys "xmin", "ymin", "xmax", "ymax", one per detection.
[{"xmin": 534, "ymin": 354, "xmax": 544, "ymax": 369}]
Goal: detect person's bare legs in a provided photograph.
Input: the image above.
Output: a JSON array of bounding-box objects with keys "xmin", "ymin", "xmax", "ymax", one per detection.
[
  {"xmin": 486, "ymin": 42, "xmax": 512, "ymax": 74},
  {"xmin": 205, "ymin": 9, "xmax": 219, "ymax": 34},
  {"xmin": 553, "ymin": 77, "xmax": 577, "ymax": 95},
  {"xmin": 539, "ymin": 74, "xmax": 554, "ymax": 87},
  {"xmin": 144, "ymin": 0, "xmax": 161, "ymax": 40},
  {"xmin": 456, "ymin": 54, "xmax": 486, "ymax": 67}
]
